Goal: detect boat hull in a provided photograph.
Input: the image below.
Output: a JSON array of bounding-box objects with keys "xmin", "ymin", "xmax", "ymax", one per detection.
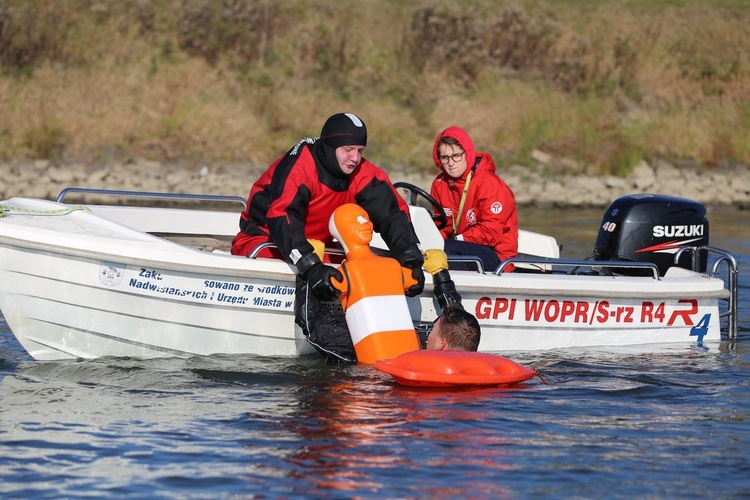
[
  {"xmin": 1, "ymin": 254, "xmax": 724, "ymax": 360},
  {"xmin": 0, "ymin": 244, "xmax": 309, "ymax": 360},
  {"xmin": 411, "ymin": 268, "xmax": 724, "ymax": 352},
  {"xmin": 0, "ymin": 194, "xmax": 730, "ymax": 360}
]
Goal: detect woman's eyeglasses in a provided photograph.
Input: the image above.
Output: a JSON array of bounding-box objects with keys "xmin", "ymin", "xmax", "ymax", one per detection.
[{"xmin": 438, "ymin": 151, "xmax": 465, "ymax": 164}]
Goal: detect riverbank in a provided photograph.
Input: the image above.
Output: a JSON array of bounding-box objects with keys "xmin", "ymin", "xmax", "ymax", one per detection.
[
  {"xmin": 2, "ymin": 1, "xmax": 749, "ymax": 175},
  {"xmin": 2, "ymin": 155, "xmax": 749, "ymax": 209}
]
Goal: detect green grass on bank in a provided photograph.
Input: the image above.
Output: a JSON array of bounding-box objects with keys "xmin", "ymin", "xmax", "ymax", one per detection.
[{"xmin": 1, "ymin": 0, "xmax": 748, "ymax": 176}]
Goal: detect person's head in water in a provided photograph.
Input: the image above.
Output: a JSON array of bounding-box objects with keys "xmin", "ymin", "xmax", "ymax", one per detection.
[
  {"xmin": 316, "ymin": 113, "xmax": 368, "ymax": 177},
  {"xmin": 426, "ymin": 304, "xmax": 481, "ymax": 351}
]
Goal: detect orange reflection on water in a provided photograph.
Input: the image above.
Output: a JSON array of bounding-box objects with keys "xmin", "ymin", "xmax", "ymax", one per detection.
[{"xmin": 280, "ymin": 371, "xmax": 530, "ymax": 495}]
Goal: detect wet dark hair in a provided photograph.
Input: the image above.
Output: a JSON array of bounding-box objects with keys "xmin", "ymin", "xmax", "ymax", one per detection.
[
  {"xmin": 437, "ymin": 304, "xmax": 481, "ymax": 351},
  {"xmin": 438, "ymin": 136, "xmax": 461, "ymax": 148}
]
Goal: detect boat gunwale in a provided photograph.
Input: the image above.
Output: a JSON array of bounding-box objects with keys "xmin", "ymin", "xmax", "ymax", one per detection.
[
  {"xmin": 0, "ymin": 236, "xmax": 297, "ymax": 281},
  {"xmin": 0, "ymin": 237, "xmax": 729, "ymax": 301}
]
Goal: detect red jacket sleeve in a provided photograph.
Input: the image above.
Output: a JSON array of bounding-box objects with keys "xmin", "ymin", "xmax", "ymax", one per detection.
[{"xmin": 460, "ymin": 175, "xmax": 516, "ymax": 248}]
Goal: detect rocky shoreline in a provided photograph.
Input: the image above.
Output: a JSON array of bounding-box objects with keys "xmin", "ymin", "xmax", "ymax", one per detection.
[{"xmin": 2, "ymin": 155, "xmax": 749, "ymax": 209}]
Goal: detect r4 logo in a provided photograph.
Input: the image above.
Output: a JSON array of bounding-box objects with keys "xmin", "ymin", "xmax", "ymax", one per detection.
[{"xmin": 689, "ymin": 314, "xmax": 711, "ymax": 343}]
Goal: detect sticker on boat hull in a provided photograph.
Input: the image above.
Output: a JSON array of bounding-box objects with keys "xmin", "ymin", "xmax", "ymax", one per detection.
[
  {"xmin": 104, "ymin": 265, "xmax": 296, "ymax": 310},
  {"xmin": 100, "ymin": 262, "xmax": 125, "ymax": 286},
  {"xmin": 474, "ymin": 296, "xmax": 707, "ymax": 329}
]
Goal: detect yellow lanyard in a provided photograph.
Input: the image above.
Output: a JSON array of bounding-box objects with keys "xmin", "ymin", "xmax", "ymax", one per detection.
[{"xmin": 452, "ymin": 170, "xmax": 473, "ymax": 235}]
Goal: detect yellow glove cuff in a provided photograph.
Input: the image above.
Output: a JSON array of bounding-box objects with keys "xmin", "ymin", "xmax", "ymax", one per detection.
[
  {"xmin": 307, "ymin": 239, "xmax": 325, "ymax": 261},
  {"xmin": 422, "ymin": 248, "xmax": 449, "ymax": 274}
]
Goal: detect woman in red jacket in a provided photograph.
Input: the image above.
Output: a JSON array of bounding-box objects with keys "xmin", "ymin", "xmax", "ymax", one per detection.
[{"xmin": 430, "ymin": 126, "xmax": 518, "ymax": 273}]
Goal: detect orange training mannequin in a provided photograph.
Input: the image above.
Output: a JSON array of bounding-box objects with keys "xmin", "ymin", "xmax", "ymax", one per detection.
[{"xmin": 329, "ymin": 204, "xmax": 420, "ymax": 364}]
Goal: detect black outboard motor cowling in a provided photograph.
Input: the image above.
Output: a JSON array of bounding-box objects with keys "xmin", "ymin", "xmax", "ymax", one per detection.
[{"xmin": 592, "ymin": 194, "xmax": 709, "ymax": 276}]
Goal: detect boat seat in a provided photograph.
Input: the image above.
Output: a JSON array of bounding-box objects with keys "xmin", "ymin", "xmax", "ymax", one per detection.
[{"xmin": 370, "ymin": 205, "xmax": 444, "ymax": 252}]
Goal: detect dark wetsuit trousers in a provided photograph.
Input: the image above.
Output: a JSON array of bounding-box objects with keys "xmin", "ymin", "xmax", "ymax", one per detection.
[
  {"xmin": 444, "ymin": 239, "xmax": 502, "ymax": 273},
  {"xmin": 294, "ymin": 275, "xmax": 357, "ymax": 364}
]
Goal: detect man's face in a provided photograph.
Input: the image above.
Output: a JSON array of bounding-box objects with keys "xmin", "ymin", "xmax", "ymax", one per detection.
[
  {"xmin": 336, "ymin": 145, "xmax": 365, "ymax": 175},
  {"xmin": 426, "ymin": 316, "xmax": 446, "ymax": 351}
]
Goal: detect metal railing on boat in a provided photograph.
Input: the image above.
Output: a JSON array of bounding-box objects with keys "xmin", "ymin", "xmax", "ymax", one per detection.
[
  {"xmin": 248, "ymin": 242, "xmax": 348, "ymax": 260},
  {"xmin": 56, "ymin": 187, "xmax": 247, "ymax": 209},
  {"xmin": 497, "ymin": 257, "xmax": 661, "ymax": 279},
  {"xmin": 674, "ymin": 245, "xmax": 739, "ymax": 340}
]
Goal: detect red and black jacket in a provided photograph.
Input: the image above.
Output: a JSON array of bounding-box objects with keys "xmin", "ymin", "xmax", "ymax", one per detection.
[{"xmin": 232, "ymin": 139, "xmax": 422, "ymax": 268}]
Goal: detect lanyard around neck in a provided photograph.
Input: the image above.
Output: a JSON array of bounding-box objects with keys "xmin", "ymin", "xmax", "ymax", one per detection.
[{"xmin": 452, "ymin": 169, "xmax": 473, "ymax": 234}]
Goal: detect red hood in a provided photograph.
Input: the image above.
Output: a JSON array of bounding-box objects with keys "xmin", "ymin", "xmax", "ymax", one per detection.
[{"xmin": 432, "ymin": 126, "xmax": 477, "ymax": 181}]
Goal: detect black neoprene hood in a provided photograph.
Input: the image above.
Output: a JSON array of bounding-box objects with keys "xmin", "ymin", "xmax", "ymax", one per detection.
[{"xmin": 320, "ymin": 112, "xmax": 367, "ymax": 148}]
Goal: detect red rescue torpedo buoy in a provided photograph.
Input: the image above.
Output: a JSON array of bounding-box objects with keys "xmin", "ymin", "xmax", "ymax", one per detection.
[
  {"xmin": 329, "ymin": 204, "xmax": 420, "ymax": 364},
  {"xmin": 375, "ymin": 350, "xmax": 538, "ymax": 387}
]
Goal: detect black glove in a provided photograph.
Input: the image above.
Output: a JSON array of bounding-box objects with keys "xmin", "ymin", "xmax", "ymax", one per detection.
[
  {"xmin": 432, "ymin": 269, "xmax": 462, "ymax": 309},
  {"xmin": 403, "ymin": 260, "xmax": 425, "ymax": 297},
  {"xmin": 303, "ymin": 262, "xmax": 343, "ymax": 301}
]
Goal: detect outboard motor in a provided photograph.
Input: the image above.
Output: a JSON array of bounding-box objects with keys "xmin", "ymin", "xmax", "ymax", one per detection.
[{"xmin": 592, "ymin": 194, "xmax": 709, "ymax": 276}]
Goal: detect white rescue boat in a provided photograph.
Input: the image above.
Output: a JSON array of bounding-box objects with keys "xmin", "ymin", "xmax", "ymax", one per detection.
[{"xmin": 0, "ymin": 185, "xmax": 738, "ymax": 360}]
